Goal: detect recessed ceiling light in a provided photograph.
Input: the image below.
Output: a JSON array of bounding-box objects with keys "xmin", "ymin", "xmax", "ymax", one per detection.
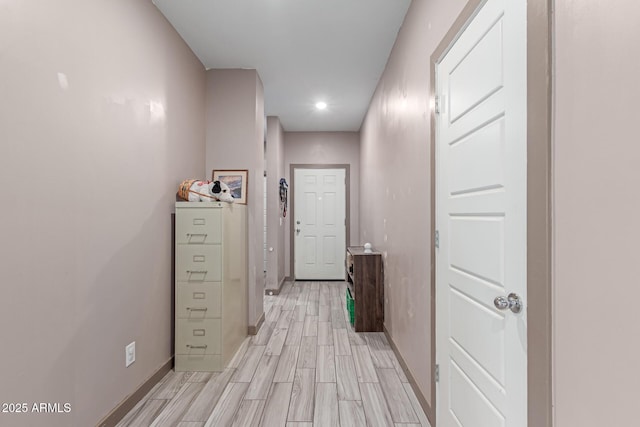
[{"xmin": 315, "ymin": 101, "xmax": 327, "ymax": 110}]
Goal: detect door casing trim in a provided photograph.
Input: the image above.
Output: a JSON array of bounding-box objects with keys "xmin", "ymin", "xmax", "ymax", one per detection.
[
  {"xmin": 429, "ymin": 0, "xmax": 552, "ymax": 425},
  {"xmin": 289, "ymin": 164, "xmax": 351, "ymax": 280}
]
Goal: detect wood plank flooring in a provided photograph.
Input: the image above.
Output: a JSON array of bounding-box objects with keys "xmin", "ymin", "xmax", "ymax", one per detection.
[{"xmin": 117, "ymin": 281, "xmax": 430, "ymax": 427}]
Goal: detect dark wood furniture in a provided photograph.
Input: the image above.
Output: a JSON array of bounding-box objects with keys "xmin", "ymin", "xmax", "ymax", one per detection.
[{"xmin": 346, "ymin": 246, "xmax": 384, "ymax": 332}]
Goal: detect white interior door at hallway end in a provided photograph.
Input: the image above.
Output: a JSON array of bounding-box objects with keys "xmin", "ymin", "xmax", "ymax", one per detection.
[
  {"xmin": 435, "ymin": 0, "xmax": 527, "ymax": 426},
  {"xmin": 294, "ymin": 168, "xmax": 346, "ymax": 280}
]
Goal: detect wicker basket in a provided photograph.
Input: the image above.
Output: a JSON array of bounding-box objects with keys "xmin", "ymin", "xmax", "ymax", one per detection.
[{"xmin": 178, "ymin": 179, "xmax": 197, "ymax": 201}]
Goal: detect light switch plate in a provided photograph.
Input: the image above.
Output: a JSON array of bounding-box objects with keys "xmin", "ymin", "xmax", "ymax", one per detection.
[{"xmin": 126, "ymin": 341, "xmax": 135, "ymax": 367}]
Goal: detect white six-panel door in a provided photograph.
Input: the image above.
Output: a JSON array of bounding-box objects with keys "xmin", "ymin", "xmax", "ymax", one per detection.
[
  {"xmin": 294, "ymin": 168, "xmax": 346, "ymax": 280},
  {"xmin": 435, "ymin": 0, "xmax": 527, "ymax": 426}
]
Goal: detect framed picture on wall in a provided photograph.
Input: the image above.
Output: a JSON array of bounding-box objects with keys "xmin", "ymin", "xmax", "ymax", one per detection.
[{"xmin": 212, "ymin": 169, "xmax": 248, "ymax": 204}]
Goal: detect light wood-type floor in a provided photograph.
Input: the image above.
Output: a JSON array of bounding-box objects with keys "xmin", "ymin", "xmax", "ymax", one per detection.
[{"xmin": 117, "ymin": 281, "xmax": 431, "ymax": 427}]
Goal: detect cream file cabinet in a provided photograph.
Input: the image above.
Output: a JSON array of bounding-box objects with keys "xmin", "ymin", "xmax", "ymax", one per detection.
[{"xmin": 174, "ymin": 201, "xmax": 247, "ymax": 371}]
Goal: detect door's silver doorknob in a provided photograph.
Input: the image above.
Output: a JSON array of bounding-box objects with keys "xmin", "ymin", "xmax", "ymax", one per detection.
[{"xmin": 493, "ymin": 293, "xmax": 522, "ymax": 313}]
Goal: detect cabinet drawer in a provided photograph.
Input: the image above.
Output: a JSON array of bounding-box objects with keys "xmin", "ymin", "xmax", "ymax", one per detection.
[
  {"xmin": 175, "ymin": 354, "xmax": 222, "ymax": 372},
  {"xmin": 176, "ymin": 282, "xmax": 221, "ymax": 319},
  {"xmin": 176, "ymin": 208, "xmax": 221, "ymax": 244},
  {"xmin": 175, "ymin": 318, "xmax": 221, "ymax": 355},
  {"xmin": 176, "ymin": 245, "xmax": 221, "ymax": 282}
]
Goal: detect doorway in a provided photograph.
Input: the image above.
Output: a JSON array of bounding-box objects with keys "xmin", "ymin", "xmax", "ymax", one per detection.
[
  {"xmin": 434, "ymin": 0, "xmax": 528, "ymax": 425},
  {"xmin": 290, "ymin": 165, "xmax": 349, "ymax": 280}
]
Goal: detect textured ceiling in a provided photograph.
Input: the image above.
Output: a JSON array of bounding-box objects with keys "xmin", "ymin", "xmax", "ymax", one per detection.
[{"xmin": 152, "ymin": 0, "xmax": 411, "ymax": 131}]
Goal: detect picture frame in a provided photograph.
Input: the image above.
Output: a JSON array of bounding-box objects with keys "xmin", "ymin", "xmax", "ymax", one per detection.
[{"xmin": 212, "ymin": 169, "xmax": 248, "ymax": 204}]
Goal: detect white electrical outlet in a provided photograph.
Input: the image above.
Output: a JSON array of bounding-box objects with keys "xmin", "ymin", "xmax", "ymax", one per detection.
[{"xmin": 125, "ymin": 341, "xmax": 136, "ymax": 367}]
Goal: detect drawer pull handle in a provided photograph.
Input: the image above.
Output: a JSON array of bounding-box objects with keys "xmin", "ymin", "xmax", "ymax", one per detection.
[
  {"xmin": 186, "ymin": 344, "xmax": 208, "ymax": 349},
  {"xmin": 187, "ymin": 270, "xmax": 208, "ymax": 274},
  {"xmin": 186, "ymin": 233, "xmax": 207, "ymax": 237},
  {"xmin": 186, "ymin": 307, "xmax": 208, "ymax": 312}
]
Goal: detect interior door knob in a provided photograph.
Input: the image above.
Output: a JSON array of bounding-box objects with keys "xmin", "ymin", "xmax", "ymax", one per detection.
[{"xmin": 493, "ymin": 293, "xmax": 522, "ymax": 313}]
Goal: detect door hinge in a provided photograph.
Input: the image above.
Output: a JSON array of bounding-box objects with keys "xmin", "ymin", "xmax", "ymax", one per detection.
[
  {"xmin": 435, "ymin": 96, "xmax": 441, "ymax": 115},
  {"xmin": 435, "ymin": 364, "xmax": 440, "ymax": 382},
  {"xmin": 435, "ymin": 230, "xmax": 439, "ymax": 249}
]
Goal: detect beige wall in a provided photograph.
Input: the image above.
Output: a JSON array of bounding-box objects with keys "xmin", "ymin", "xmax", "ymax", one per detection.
[
  {"xmin": 359, "ymin": 0, "xmax": 466, "ymax": 409},
  {"xmin": 283, "ymin": 131, "xmax": 361, "ymax": 277},
  {"xmin": 553, "ymin": 1, "xmax": 640, "ymax": 425},
  {"xmin": 266, "ymin": 117, "xmax": 286, "ymax": 289},
  {"xmin": 206, "ymin": 69, "xmax": 265, "ymax": 328},
  {"xmin": 0, "ymin": 0, "xmax": 206, "ymax": 426}
]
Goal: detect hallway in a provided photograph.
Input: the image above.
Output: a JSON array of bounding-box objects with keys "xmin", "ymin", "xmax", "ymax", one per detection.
[{"xmin": 116, "ymin": 281, "xmax": 430, "ymax": 426}]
